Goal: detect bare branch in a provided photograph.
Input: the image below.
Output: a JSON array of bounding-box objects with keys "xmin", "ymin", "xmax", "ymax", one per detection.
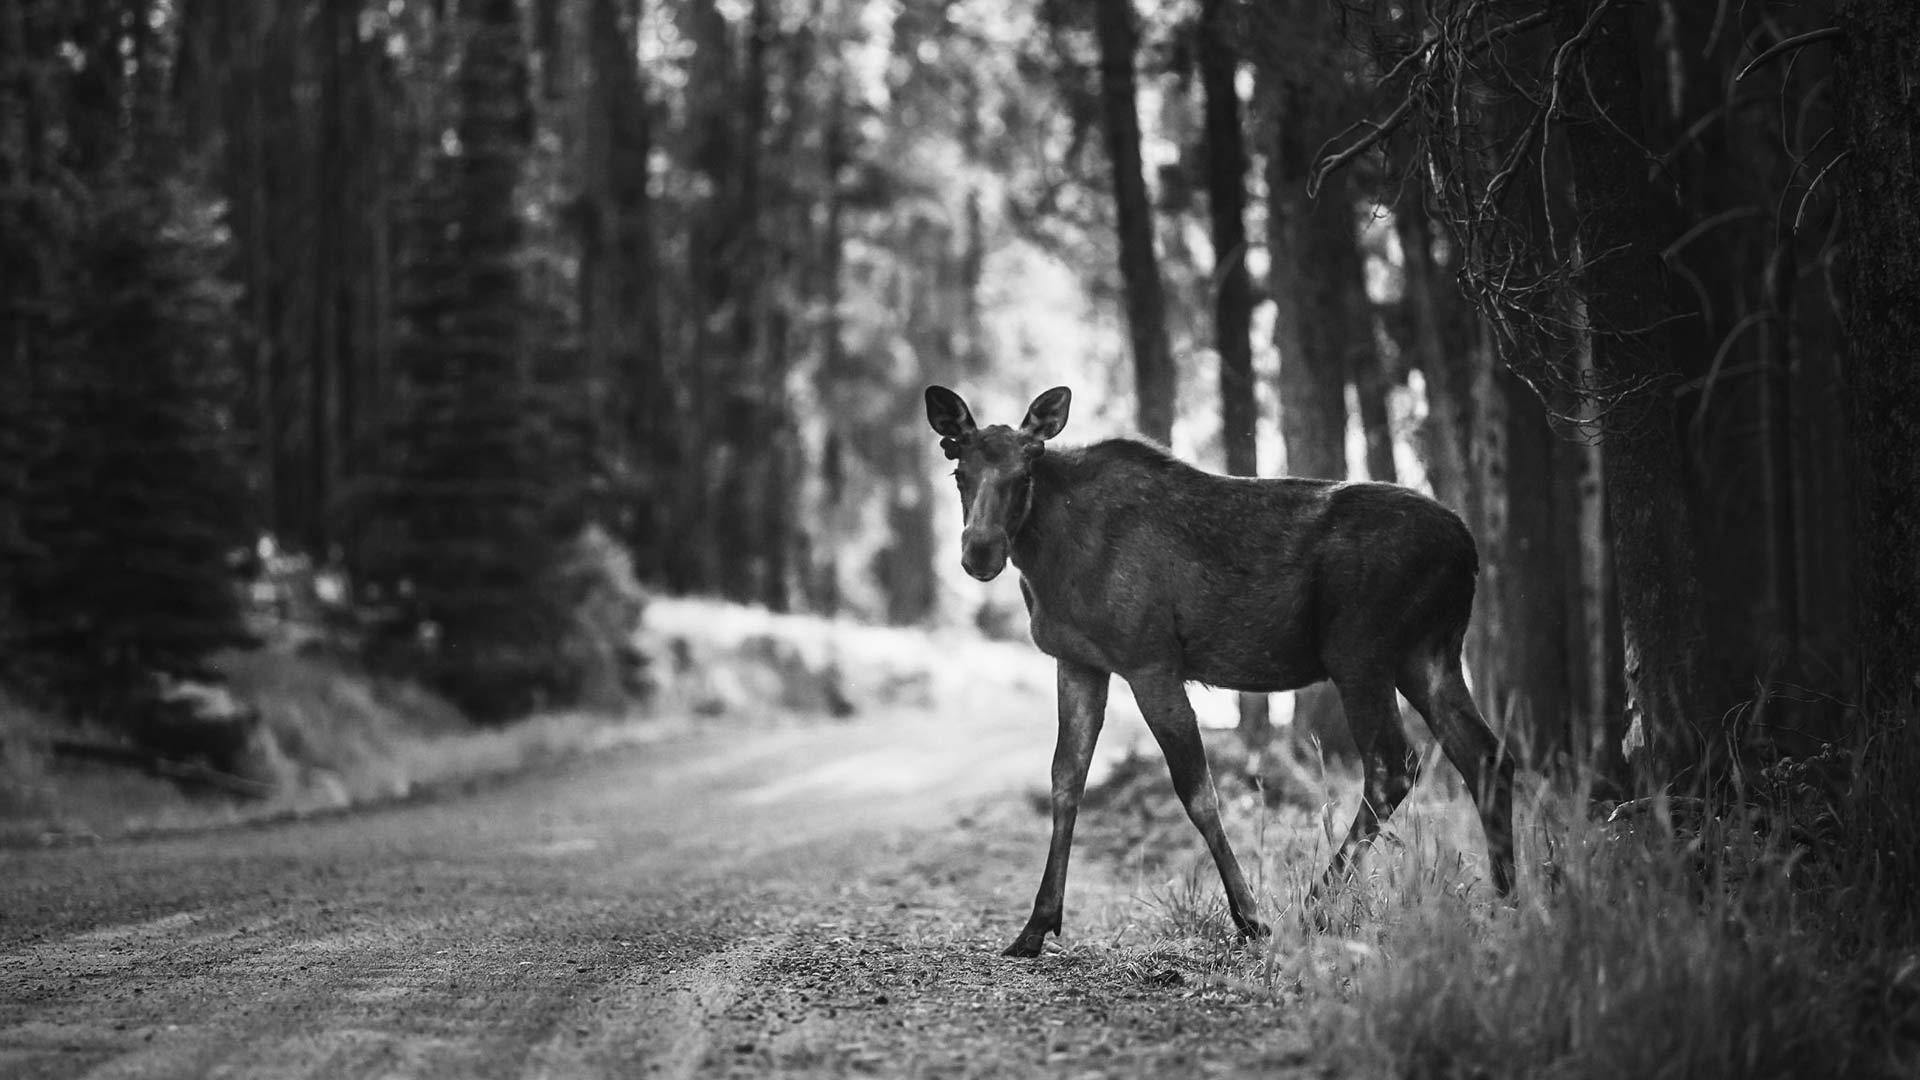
[
  {"xmin": 1792, "ymin": 150, "xmax": 1847, "ymax": 235},
  {"xmin": 1662, "ymin": 206, "xmax": 1762, "ymax": 263},
  {"xmin": 1735, "ymin": 26, "xmax": 1841, "ymax": 84},
  {"xmin": 1307, "ymin": 97, "xmax": 1417, "ymax": 198},
  {"xmin": 1308, "ymin": 8, "xmax": 1551, "ymax": 197}
]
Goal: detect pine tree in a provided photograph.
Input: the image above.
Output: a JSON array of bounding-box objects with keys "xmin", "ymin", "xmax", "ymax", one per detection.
[
  {"xmin": 0, "ymin": 18, "xmax": 38, "ymax": 671},
  {"xmin": 3, "ymin": 2, "xmax": 256, "ymax": 738},
  {"xmin": 353, "ymin": 0, "xmax": 580, "ymax": 723},
  {"xmin": 16, "ymin": 173, "xmax": 257, "ymax": 732}
]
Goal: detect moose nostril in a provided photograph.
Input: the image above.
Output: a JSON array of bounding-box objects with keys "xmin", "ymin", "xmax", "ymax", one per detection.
[{"xmin": 962, "ymin": 541, "xmax": 1004, "ymax": 579}]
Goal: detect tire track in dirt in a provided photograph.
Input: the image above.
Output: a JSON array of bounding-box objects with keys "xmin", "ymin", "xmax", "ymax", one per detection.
[{"xmin": 519, "ymin": 934, "xmax": 787, "ymax": 1080}]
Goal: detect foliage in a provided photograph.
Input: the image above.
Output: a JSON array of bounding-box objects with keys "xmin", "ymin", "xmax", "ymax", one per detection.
[
  {"xmin": 12, "ymin": 169, "xmax": 257, "ymax": 737},
  {"xmin": 350, "ymin": 0, "xmax": 583, "ymax": 723},
  {"xmin": 1100, "ymin": 772, "xmax": 1920, "ymax": 1080},
  {"xmin": 1820, "ymin": 709, "xmax": 1920, "ymax": 944}
]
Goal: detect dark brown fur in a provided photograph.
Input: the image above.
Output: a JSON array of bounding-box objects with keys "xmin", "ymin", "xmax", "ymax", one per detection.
[
  {"xmin": 927, "ymin": 386, "xmax": 1515, "ymax": 958},
  {"xmin": 1016, "ymin": 438, "xmax": 1480, "ymax": 692}
]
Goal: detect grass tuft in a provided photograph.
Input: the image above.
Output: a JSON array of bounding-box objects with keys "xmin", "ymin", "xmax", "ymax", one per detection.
[{"xmin": 1099, "ymin": 757, "xmax": 1920, "ymax": 1079}]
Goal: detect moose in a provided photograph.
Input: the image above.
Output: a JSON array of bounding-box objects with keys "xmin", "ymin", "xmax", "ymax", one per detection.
[{"xmin": 926, "ymin": 384, "xmax": 1515, "ymax": 958}]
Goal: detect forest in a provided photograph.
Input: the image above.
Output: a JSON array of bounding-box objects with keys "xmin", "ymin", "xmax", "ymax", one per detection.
[{"xmin": 1, "ymin": 0, "xmax": 1915, "ymax": 912}]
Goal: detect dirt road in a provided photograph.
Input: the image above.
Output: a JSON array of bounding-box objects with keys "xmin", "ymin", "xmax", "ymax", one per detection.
[{"xmin": 0, "ymin": 678, "xmax": 1312, "ymax": 1078}]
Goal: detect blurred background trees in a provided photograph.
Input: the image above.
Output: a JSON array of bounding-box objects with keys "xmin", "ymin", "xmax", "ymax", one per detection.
[{"xmin": 0, "ymin": 0, "xmax": 1911, "ymax": 804}]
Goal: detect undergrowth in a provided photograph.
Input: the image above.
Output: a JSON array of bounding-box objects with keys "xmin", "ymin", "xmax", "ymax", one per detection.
[{"xmin": 1094, "ymin": 739, "xmax": 1920, "ymax": 1080}]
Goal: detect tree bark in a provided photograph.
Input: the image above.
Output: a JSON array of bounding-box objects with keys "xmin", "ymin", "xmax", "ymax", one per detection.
[
  {"xmin": 1259, "ymin": 39, "xmax": 1362, "ymax": 760},
  {"xmin": 1353, "ymin": 354, "xmax": 1397, "ymax": 483},
  {"xmin": 1834, "ymin": 0, "xmax": 1920, "ymax": 714},
  {"xmin": 1396, "ymin": 204, "xmax": 1473, "ymax": 514},
  {"xmin": 1568, "ymin": 287, "xmax": 1625, "ymax": 781},
  {"xmin": 1200, "ymin": 0, "xmax": 1255, "ymax": 478},
  {"xmin": 1264, "ymin": 55, "xmax": 1359, "ymax": 486},
  {"xmin": 675, "ymin": 0, "xmax": 735, "ymax": 594},
  {"xmin": 1557, "ymin": 1, "xmax": 1714, "ymax": 789},
  {"xmin": 1498, "ymin": 365, "xmax": 1574, "ymax": 762},
  {"xmin": 1461, "ymin": 327, "xmax": 1514, "ymax": 738},
  {"xmin": 1092, "ymin": 0, "xmax": 1175, "ymax": 445},
  {"xmin": 580, "ymin": 0, "xmax": 668, "ymax": 580},
  {"xmin": 1197, "ymin": 0, "xmax": 1270, "ymax": 746}
]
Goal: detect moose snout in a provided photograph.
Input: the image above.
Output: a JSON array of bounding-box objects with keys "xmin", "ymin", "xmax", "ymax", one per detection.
[{"xmin": 961, "ymin": 531, "xmax": 1008, "ymax": 581}]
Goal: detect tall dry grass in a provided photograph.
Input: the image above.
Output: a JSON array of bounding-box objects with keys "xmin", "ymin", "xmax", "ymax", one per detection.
[{"xmin": 1104, "ymin": 749, "xmax": 1920, "ymax": 1079}]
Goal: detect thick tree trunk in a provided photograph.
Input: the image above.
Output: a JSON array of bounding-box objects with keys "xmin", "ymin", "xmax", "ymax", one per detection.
[
  {"xmin": 1200, "ymin": 0, "xmax": 1255, "ymax": 479},
  {"xmin": 808, "ymin": 80, "xmax": 852, "ymax": 616},
  {"xmin": 581, "ymin": 0, "xmax": 668, "ymax": 580},
  {"xmin": 1396, "ymin": 205, "xmax": 1473, "ymax": 514},
  {"xmin": 1568, "ymin": 289, "xmax": 1626, "ymax": 781},
  {"xmin": 1499, "ymin": 366, "xmax": 1574, "ymax": 762},
  {"xmin": 1270, "ymin": 185, "xmax": 1357, "ymax": 484},
  {"xmin": 1465, "ymin": 328, "xmax": 1508, "ymax": 727},
  {"xmin": 676, "ymin": 0, "xmax": 735, "ymax": 595},
  {"xmin": 1092, "ymin": 0, "xmax": 1175, "ymax": 445},
  {"xmin": 1834, "ymin": 0, "xmax": 1920, "ymax": 714},
  {"xmin": 1197, "ymin": 0, "xmax": 1269, "ymax": 746},
  {"xmin": 1558, "ymin": 3, "xmax": 1714, "ymax": 789},
  {"xmin": 1353, "ymin": 357, "xmax": 1397, "ymax": 484},
  {"xmin": 1260, "ymin": 49, "xmax": 1362, "ymax": 760},
  {"xmin": 739, "ymin": 0, "xmax": 792, "ymax": 612}
]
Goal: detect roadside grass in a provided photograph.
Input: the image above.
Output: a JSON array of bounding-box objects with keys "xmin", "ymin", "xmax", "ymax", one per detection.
[
  {"xmin": 1088, "ymin": 745, "xmax": 1920, "ymax": 1079},
  {"xmin": 0, "ymin": 651, "xmax": 688, "ymax": 843}
]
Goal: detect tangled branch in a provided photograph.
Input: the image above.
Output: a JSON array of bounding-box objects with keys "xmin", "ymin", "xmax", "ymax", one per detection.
[
  {"xmin": 1311, "ymin": 0, "xmax": 1683, "ymax": 435},
  {"xmin": 1317, "ymin": 1, "xmax": 1844, "ymax": 440}
]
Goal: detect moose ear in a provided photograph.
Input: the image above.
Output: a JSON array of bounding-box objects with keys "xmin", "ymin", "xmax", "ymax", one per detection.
[
  {"xmin": 1020, "ymin": 386, "xmax": 1072, "ymax": 441},
  {"xmin": 925, "ymin": 385, "xmax": 977, "ymax": 439}
]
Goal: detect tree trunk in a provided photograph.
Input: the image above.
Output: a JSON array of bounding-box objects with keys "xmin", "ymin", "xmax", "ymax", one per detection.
[
  {"xmin": 1568, "ymin": 287, "xmax": 1626, "ymax": 782},
  {"xmin": 809, "ymin": 78, "xmax": 852, "ymax": 616},
  {"xmin": 1834, "ymin": 0, "xmax": 1920, "ymax": 715},
  {"xmin": 1260, "ymin": 45, "xmax": 1362, "ymax": 760},
  {"xmin": 1396, "ymin": 204, "xmax": 1473, "ymax": 515},
  {"xmin": 1196, "ymin": 0, "xmax": 1270, "ymax": 747},
  {"xmin": 1557, "ymin": 2, "xmax": 1714, "ymax": 789},
  {"xmin": 1498, "ymin": 364, "xmax": 1574, "ymax": 762},
  {"xmin": 1270, "ymin": 189, "xmax": 1356, "ymax": 485},
  {"xmin": 1464, "ymin": 326, "xmax": 1508, "ymax": 727},
  {"xmin": 676, "ymin": 0, "xmax": 735, "ymax": 595},
  {"xmin": 1092, "ymin": 0, "xmax": 1175, "ymax": 445},
  {"xmin": 1353, "ymin": 358, "xmax": 1397, "ymax": 483},
  {"xmin": 581, "ymin": 0, "xmax": 667, "ymax": 579}
]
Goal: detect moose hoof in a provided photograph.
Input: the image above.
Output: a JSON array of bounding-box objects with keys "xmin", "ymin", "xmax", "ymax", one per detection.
[
  {"xmin": 1237, "ymin": 917, "xmax": 1272, "ymax": 941},
  {"xmin": 1001, "ymin": 932, "xmax": 1048, "ymax": 958}
]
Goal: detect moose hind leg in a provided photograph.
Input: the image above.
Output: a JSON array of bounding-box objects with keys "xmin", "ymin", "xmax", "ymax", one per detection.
[
  {"xmin": 1401, "ymin": 655, "xmax": 1516, "ymax": 896},
  {"xmin": 1316, "ymin": 675, "xmax": 1417, "ymax": 898},
  {"xmin": 1128, "ymin": 669, "xmax": 1268, "ymax": 940},
  {"xmin": 1005, "ymin": 659, "xmax": 1110, "ymax": 958}
]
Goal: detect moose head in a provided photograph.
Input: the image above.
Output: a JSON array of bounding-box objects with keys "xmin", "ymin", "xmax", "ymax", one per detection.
[{"xmin": 924, "ymin": 385, "xmax": 1071, "ymax": 581}]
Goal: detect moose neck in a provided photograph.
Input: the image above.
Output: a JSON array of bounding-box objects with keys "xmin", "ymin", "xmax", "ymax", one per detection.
[
  {"xmin": 1008, "ymin": 437, "xmax": 1181, "ymax": 587},
  {"xmin": 1007, "ymin": 444, "xmax": 1120, "ymax": 590},
  {"xmin": 1007, "ymin": 451, "xmax": 1066, "ymax": 579}
]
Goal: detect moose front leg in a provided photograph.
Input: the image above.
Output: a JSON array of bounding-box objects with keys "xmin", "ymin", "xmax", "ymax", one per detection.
[
  {"xmin": 1129, "ymin": 668, "xmax": 1269, "ymax": 941},
  {"xmin": 1005, "ymin": 659, "xmax": 1109, "ymax": 958}
]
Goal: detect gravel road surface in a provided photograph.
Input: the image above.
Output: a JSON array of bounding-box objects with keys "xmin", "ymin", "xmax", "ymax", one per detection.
[{"xmin": 2, "ymin": 682, "xmax": 1312, "ymax": 1078}]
